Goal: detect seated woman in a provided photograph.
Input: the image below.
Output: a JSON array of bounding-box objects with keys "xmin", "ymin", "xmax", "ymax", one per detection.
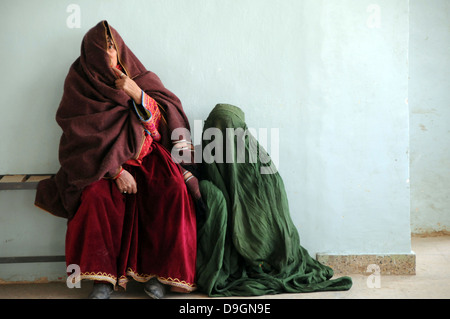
[
  {"xmin": 196, "ymin": 104, "xmax": 353, "ymax": 296},
  {"xmin": 35, "ymin": 21, "xmax": 200, "ymax": 299}
]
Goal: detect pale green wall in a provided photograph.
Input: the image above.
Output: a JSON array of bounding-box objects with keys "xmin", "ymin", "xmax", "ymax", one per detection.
[
  {"xmin": 409, "ymin": 0, "xmax": 450, "ymax": 234},
  {"xmin": 0, "ymin": 0, "xmax": 413, "ymax": 281}
]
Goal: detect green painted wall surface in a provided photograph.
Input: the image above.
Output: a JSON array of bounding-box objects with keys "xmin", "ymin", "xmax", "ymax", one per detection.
[{"xmin": 0, "ymin": 0, "xmax": 414, "ymax": 281}]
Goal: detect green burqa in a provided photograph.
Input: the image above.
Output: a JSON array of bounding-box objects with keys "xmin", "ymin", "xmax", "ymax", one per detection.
[{"xmin": 196, "ymin": 104, "xmax": 352, "ymax": 297}]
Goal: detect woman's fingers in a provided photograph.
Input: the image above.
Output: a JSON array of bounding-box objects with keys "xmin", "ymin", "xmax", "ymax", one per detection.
[
  {"xmin": 112, "ymin": 67, "xmax": 126, "ymax": 78},
  {"xmin": 114, "ymin": 77, "xmax": 142, "ymax": 104},
  {"xmin": 129, "ymin": 178, "xmax": 137, "ymax": 194},
  {"xmin": 115, "ymin": 169, "xmax": 137, "ymax": 194}
]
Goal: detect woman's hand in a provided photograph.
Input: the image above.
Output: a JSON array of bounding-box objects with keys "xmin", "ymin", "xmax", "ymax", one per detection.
[
  {"xmin": 112, "ymin": 67, "xmax": 142, "ymax": 104},
  {"xmin": 183, "ymin": 170, "xmax": 202, "ymax": 202},
  {"xmin": 115, "ymin": 169, "xmax": 138, "ymax": 194}
]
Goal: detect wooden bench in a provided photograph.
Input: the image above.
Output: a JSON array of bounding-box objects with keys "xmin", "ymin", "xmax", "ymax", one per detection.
[
  {"xmin": 0, "ymin": 174, "xmax": 54, "ymax": 190},
  {"xmin": 0, "ymin": 174, "xmax": 65, "ymax": 268}
]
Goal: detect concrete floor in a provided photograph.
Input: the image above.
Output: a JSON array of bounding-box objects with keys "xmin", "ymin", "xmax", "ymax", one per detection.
[{"xmin": 0, "ymin": 236, "xmax": 448, "ymax": 299}]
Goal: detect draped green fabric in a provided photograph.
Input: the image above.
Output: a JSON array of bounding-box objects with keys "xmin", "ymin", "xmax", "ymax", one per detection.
[{"xmin": 196, "ymin": 104, "xmax": 352, "ymax": 297}]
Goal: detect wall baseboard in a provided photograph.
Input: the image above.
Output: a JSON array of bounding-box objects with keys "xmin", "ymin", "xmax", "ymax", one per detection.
[{"xmin": 316, "ymin": 253, "xmax": 416, "ymax": 275}]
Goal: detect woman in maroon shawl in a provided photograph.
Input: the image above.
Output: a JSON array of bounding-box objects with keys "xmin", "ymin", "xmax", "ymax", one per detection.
[{"xmin": 35, "ymin": 21, "xmax": 200, "ymax": 299}]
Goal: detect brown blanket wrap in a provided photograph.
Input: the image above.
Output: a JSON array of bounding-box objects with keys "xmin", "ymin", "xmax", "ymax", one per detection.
[{"xmin": 35, "ymin": 21, "xmax": 196, "ymax": 219}]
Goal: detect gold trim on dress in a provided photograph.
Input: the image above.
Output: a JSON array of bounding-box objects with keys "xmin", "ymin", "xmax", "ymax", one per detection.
[
  {"xmin": 78, "ymin": 268, "xmax": 196, "ymax": 293},
  {"xmin": 124, "ymin": 268, "xmax": 197, "ymax": 292},
  {"xmin": 79, "ymin": 271, "xmax": 117, "ymax": 287},
  {"xmin": 132, "ymin": 129, "xmax": 147, "ymax": 160}
]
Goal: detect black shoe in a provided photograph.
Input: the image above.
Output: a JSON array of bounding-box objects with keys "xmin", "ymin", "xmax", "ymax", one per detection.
[
  {"xmin": 88, "ymin": 282, "xmax": 114, "ymax": 299},
  {"xmin": 144, "ymin": 277, "xmax": 167, "ymax": 299}
]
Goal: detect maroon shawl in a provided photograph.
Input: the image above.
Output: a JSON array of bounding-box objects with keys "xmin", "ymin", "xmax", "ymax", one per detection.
[{"xmin": 35, "ymin": 21, "xmax": 195, "ymax": 219}]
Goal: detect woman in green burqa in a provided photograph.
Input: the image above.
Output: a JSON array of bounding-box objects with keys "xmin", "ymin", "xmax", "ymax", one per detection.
[{"xmin": 196, "ymin": 104, "xmax": 352, "ymax": 297}]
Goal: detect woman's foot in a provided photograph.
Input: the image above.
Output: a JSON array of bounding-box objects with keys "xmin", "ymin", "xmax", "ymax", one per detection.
[
  {"xmin": 144, "ymin": 277, "xmax": 167, "ymax": 299},
  {"xmin": 88, "ymin": 282, "xmax": 114, "ymax": 299}
]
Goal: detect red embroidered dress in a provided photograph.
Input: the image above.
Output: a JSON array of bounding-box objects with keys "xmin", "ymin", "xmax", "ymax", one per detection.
[{"xmin": 65, "ymin": 67, "xmax": 197, "ymax": 293}]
